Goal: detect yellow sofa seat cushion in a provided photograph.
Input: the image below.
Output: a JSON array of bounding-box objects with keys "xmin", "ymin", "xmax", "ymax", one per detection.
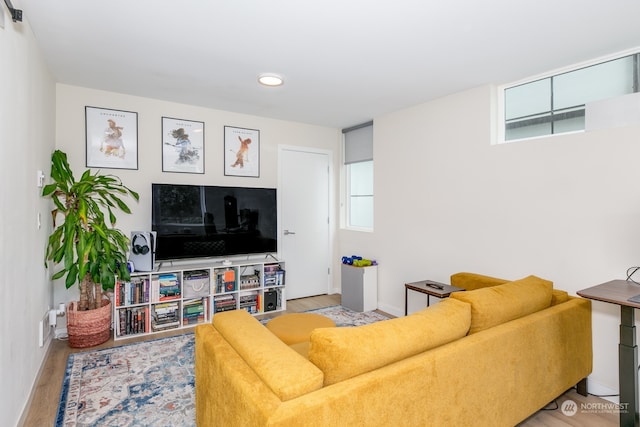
[
  {"xmin": 308, "ymin": 298, "xmax": 471, "ymax": 386},
  {"xmin": 450, "ymin": 275, "xmax": 553, "ymax": 334},
  {"xmin": 213, "ymin": 309, "xmax": 324, "ymax": 401},
  {"xmin": 266, "ymin": 313, "xmax": 336, "ymax": 345}
]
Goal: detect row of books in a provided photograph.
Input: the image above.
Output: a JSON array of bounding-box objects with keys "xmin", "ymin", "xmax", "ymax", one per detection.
[
  {"xmin": 115, "ymin": 278, "xmax": 150, "ymax": 307},
  {"xmin": 117, "ymin": 266, "xmax": 285, "ymax": 305},
  {"xmin": 183, "ymin": 298, "xmax": 207, "ymax": 326},
  {"xmin": 239, "ymin": 292, "xmax": 260, "ymax": 314},
  {"xmin": 239, "ymin": 273, "xmax": 260, "ymax": 290},
  {"xmin": 151, "ymin": 301, "xmax": 180, "ymax": 331},
  {"xmin": 215, "ymin": 269, "xmax": 237, "ymax": 293},
  {"xmin": 264, "ymin": 265, "xmax": 285, "ymax": 287},
  {"xmin": 214, "ymin": 294, "xmax": 237, "ymax": 313},
  {"xmin": 117, "ymin": 307, "xmax": 149, "ymax": 336},
  {"xmin": 151, "ymin": 273, "xmax": 181, "ymax": 302}
]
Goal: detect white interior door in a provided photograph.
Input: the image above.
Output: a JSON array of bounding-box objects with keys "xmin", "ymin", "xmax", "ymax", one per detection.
[{"xmin": 279, "ymin": 147, "xmax": 330, "ymax": 299}]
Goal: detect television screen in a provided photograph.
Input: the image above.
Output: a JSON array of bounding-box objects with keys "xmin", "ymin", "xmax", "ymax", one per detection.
[{"xmin": 152, "ymin": 183, "xmax": 277, "ymax": 261}]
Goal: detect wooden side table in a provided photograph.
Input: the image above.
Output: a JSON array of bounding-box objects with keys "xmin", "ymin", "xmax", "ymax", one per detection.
[
  {"xmin": 578, "ymin": 279, "xmax": 640, "ymax": 427},
  {"xmin": 404, "ymin": 280, "xmax": 464, "ymax": 315}
]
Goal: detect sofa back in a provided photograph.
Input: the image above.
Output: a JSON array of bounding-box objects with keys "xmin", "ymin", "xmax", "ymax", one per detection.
[
  {"xmin": 309, "ymin": 274, "xmax": 561, "ymax": 385},
  {"xmin": 308, "ymin": 298, "xmax": 471, "ymax": 385},
  {"xmin": 450, "ymin": 272, "xmax": 511, "ymax": 290},
  {"xmin": 450, "ymin": 275, "xmax": 553, "ymax": 334}
]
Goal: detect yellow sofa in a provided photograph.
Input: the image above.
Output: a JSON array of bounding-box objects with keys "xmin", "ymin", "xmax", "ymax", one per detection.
[{"xmin": 195, "ymin": 273, "xmax": 592, "ymax": 426}]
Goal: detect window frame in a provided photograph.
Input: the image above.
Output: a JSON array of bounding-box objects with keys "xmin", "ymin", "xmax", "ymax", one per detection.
[
  {"xmin": 342, "ymin": 122, "xmax": 374, "ymax": 232},
  {"xmin": 345, "ymin": 159, "xmax": 374, "ymax": 231},
  {"xmin": 496, "ymin": 48, "xmax": 640, "ymax": 144}
]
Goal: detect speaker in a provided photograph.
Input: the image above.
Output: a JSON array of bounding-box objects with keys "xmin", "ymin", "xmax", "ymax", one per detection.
[
  {"xmin": 264, "ymin": 290, "xmax": 278, "ymax": 312},
  {"xmin": 129, "ymin": 231, "xmax": 156, "ymax": 272}
]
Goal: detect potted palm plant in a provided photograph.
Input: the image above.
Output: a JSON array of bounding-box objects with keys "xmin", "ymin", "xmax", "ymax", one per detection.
[{"xmin": 43, "ymin": 149, "xmax": 139, "ymax": 347}]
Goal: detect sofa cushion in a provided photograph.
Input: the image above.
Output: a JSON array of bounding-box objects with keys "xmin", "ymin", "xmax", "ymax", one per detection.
[
  {"xmin": 450, "ymin": 275, "xmax": 553, "ymax": 334},
  {"xmin": 213, "ymin": 309, "xmax": 324, "ymax": 401},
  {"xmin": 308, "ymin": 298, "xmax": 471, "ymax": 386}
]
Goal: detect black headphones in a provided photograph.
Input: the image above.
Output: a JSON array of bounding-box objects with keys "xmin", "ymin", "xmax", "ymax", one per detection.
[{"xmin": 132, "ymin": 233, "xmax": 149, "ymax": 255}]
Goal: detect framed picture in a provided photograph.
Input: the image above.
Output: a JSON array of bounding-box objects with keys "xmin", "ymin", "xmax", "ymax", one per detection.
[
  {"xmin": 162, "ymin": 117, "xmax": 205, "ymax": 174},
  {"xmin": 224, "ymin": 126, "xmax": 259, "ymax": 177},
  {"xmin": 85, "ymin": 106, "xmax": 138, "ymax": 170}
]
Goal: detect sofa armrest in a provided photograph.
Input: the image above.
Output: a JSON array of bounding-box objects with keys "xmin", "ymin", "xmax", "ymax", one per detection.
[
  {"xmin": 212, "ymin": 310, "xmax": 324, "ymax": 401},
  {"xmin": 195, "ymin": 324, "xmax": 282, "ymax": 426}
]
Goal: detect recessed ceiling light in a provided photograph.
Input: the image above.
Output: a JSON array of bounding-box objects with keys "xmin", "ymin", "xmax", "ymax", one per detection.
[{"xmin": 258, "ymin": 73, "xmax": 284, "ymax": 87}]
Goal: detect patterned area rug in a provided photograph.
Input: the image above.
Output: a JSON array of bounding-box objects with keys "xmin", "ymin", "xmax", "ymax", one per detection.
[
  {"xmin": 296, "ymin": 305, "xmax": 390, "ymax": 327},
  {"xmin": 55, "ymin": 305, "xmax": 390, "ymax": 427}
]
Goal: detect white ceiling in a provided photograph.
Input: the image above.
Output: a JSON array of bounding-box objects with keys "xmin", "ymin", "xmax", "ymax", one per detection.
[{"xmin": 16, "ymin": 0, "xmax": 640, "ymax": 129}]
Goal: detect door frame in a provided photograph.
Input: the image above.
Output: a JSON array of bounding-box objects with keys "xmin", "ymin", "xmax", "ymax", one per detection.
[{"xmin": 278, "ymin": 144, "xmax": 335, "ymax": 296}]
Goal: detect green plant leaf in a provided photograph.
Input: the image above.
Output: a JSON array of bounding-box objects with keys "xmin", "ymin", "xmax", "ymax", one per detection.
[
  {"xmin": 51, "ymin": 270, "xmax": 66, "ymax": 280},
  {"xmin": 41, "ymin": 183, "xmax": 58, "ymax": 197},
  {"xmin": 65, "ymin": 264, "xmax": 78, "ymax": 289}
]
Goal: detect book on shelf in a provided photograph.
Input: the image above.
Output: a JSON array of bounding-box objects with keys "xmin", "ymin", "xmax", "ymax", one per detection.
[
  {"xmin": 214, "ymin": 294, "xmax": 237, "ymax": 312},
  {"xmin": 152, "ymin": 301, "xmax": 179, "ymax": 316},
  {"xmin": 117, "ymin": 306, "xmax": 149, "ymax": 336},
  {"xmin": 152, "ymin": 307, "xmax": 180, "ymax": 330},
  {"xmin": 116, "ymin": 277, "xmax": 150, "ymax": 306},
  {"xmin": 239, "ymin": 293, "xmax": 259, "ymax": 314},
  {"xmin": 151, "ymin": 319, "xmax": 181, "ymax": 331},
  {"xmin": 158, "ymin": 273, "xmax": 181, "ymax": 301},
  {"xmin": 182, "ymin": 298, "xmax": 206, "ymax": 325},
  {"xmin": 215, "ymin": 269, "xmax": 236, "ymax": 293},
  {"xmin": 239, "ymin": 274, "xmax": 260, "ymax": 289},
  {"xmin": 264, "ymin": 264, "xmax": 285, "ymax": 287}
]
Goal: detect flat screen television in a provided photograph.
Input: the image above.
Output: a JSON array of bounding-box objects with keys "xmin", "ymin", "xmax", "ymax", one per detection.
[{"xmin": 152, "ymin": 183, "xmax": 277, "ymax": 261}]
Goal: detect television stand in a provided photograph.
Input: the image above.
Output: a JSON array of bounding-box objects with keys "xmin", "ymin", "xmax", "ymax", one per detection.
[{"xmin": 113, "ymin": 258, "xmax": 286, "ymax": 341}]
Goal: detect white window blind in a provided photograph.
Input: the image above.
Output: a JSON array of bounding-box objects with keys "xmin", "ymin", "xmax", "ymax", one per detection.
[{"xmin": 343, "ymin": 121, "xmax": 373, "ymax": 164}]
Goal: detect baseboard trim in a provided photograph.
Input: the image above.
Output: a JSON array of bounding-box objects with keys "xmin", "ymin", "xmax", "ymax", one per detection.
[
  {"xmin": 18, "ymin": 338, "xmax": 53, "ymax": 426},
  {"xmin": 585, "ymin": 377, "xmax": 619, "ymax": 403}
]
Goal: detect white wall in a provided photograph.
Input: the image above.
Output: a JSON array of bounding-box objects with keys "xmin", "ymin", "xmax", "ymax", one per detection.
[
  {"xmin": 54, "ymin": 84, "xmax": 341, "ymax": 309},
  {"xmin": 339, "ymin": 84, "xmax": 640, "ymax": 396},
  {"xmin": 0, "ymin": 11, "xmax": 56, "ymax": 427}
]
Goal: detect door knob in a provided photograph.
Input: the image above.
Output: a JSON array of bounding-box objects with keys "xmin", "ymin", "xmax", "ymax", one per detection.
[{"xmin": 284, "ymin": 229, "xmax": 296, "ymax": 235}]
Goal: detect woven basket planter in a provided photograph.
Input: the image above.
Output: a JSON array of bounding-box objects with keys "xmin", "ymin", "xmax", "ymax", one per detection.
[{"xmin": 67, "ymin": 299, "xmax": 112, "ymax": 348}]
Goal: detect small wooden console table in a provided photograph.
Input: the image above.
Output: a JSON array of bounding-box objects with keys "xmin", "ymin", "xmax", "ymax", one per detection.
[
  {"xmin": 404, "ymin": 280, "xmax": 464, "ymax": 315},
  {"xmin": 578, "ymin": 279, "xmax": 640, "ymax": 427}
]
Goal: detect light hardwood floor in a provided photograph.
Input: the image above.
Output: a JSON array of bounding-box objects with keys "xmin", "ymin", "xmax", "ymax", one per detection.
[{"xmin": 21, "ymin": 294, "xmax": 616, "ymax": 426}]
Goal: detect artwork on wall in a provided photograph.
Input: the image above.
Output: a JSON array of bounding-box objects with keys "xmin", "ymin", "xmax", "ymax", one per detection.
[
  {"xmin": 85, "ymin": 106, "xmax": 138, "ymax": 170},
  {"xmin": 162, "ymin": 117, "xmax": 205, "ymax": 174},
  {"xmin": 224, "ymin": 126, "xmax": 260, "ymax": 177}
]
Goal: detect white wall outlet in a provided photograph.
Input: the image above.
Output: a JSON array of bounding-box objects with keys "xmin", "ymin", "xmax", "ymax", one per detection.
[{"xmin": 38, "ymin": 310, "xmax": 52, "ymax": 347}]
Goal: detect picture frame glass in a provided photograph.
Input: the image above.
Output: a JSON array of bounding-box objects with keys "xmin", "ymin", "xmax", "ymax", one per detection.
[
  {"xmin": 85, "ymin": 106, "xmax": 138, "ymax": 170},
  {"xmin": 224, "ymin": 126, "xmax": 259, "ymax": 177},
  {"xmin": 162, "ymin": 117, "xmax": 205, "ymax": 174}
]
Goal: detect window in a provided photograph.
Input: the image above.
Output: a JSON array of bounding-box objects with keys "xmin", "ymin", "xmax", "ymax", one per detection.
[
  {"xmin": 501, "ymin": 51, "xmax": 640, "ymax": 142},
  {"xmin": 343, "ymin": 122, "xmax": 373, "ymax": 230}
]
